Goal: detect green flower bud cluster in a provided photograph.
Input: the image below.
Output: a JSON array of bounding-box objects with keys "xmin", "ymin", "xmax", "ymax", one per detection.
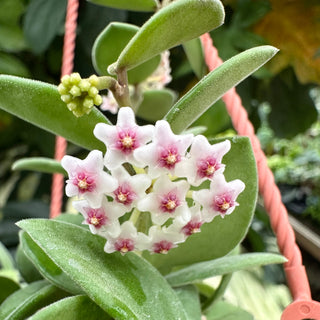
[{"xmin": 58, "ymin": 73, "xmax": 103, "ymax": 117}]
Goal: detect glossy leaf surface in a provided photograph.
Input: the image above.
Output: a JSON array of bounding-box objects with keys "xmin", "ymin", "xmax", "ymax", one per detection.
[
  {"xmin": 143, "ymin": 137, "xmax": 258, "ymax": 271},
  {"xmin": 17, "ymin": 219, "xmax": 188, "ymax": 320},
  {"xmin": 112, "ymin": 0, "xmax": 225, "ymax": 72},
  {"xmin": 87, "ymin": 0, "xmax": 157, "ymax": 12},
  {"xmin": 0, "ymin": 280, "xmax": 69, "ymax": 320},
  {"xmin": 28, "ymin": 295, "xmax": 110, "ymax": 320},
  {"xmin": 0, "ymin": 75, "xmax": 109, "ymax": 151},
  {"xmin": 136, "ymin": 89, "xmax": 176, "ymax": 121},
  {"xmin": 92, "ymin": 22, "xmax": 160, "ymax": 84},
  {"xmin": 165, "ymin": 45, "xmax": 278, "ymax": 133},
  {"xmin": 165, "ymin": 253, "xmax": 286, "ymax": 287}
]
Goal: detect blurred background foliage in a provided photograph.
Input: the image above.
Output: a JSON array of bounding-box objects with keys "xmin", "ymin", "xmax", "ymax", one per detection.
[{"xmin": 0, "ymin": 0, "xmax": 320, "ymax": 305}]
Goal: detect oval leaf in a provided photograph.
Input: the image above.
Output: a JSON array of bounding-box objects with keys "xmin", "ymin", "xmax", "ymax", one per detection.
[
  {"xmin": 165, "ymin": 253, "xmax": 287, "ymax": 287},
  {"xmin": 165, "ymin": 45, "xmax": 278, "ymax": 134},
  {"xmin": 143, "ymin": 137, "xmax": 258, "ymax": 271},
  {"xmin": 28, "ymin": 295, "xmax": 110, "ymax": 320},
  {"xmin": 12, "ymin": 157, "xmax": 66, "ymax": 175},
  {"xmin": 136, "ymin": 89, "xmax": 177, "ymax": 121},
  {"xmin": 112, "ymin": 0, "xmax": 225, "ymax": 72},
  {"xmin": 19, "ymin": 231, "xmax": 83, "ymax": 295},
  {"xmin": 0, "ymin": 280, "xmax": 69, "ymax": 320},
  {"xmin": 92, "ymin": 22, "xmax": 161, "ymax": 84},
  {"xmin": 0, "ymin": 276, "xmax": 20, "ymax": 304},
  {"xmin": 0, "ymin": 75, "xmax": 109, "ymax": 151},
  {"xmin": 87, "ymin": 0, "xmax": 157, "ymax": 12},
  {"xmin": 17, "ymin": 219, "xmax": 188, "ymax": 320}
]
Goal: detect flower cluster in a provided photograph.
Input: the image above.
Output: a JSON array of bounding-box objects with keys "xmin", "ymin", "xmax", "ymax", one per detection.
[
  {"xmin": 61, "ymin": 107, "xmax": 245, "ymax": 255},
  {"xmin": 58, "ymin": 73, "xmax": 103, "ymax": 117}
]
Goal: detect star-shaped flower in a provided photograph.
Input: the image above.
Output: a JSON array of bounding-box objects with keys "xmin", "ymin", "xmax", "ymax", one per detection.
[
  {"xmin": 134, "ymin": 120, "xmax": 193, "ymax": 178},
  {"xmin": 193, "ymin": 174, "xmax": 245, "ymax": 221},
  {"xmin": 94, "ymin": 107, "xmax": 154, "ymax": 169},
  {"xmin": 176, "ymin": 135, "xmax": 231, "ymax": 186},
  {"xmin": 61, "ymin": 150, "xmax": 118, "ymax": 208},
  {"xmin": 137, "ymin": 175, "xmax": 190, "ymax": 225}
]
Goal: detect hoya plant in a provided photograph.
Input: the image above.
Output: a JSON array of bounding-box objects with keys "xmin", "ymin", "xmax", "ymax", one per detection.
[{"xmin": 0, "ymin": 0, "xmax": 286, "ymax": 319}]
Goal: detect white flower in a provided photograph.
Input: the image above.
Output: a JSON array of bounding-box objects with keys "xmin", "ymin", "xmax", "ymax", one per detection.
[
  {"xmin": 72, "ymin": 198, "xmax": 122, "ymax": 236},
  {"xmin": 110, "ymin": 166, "xmax": 152, "ymax": 212},
  {"xmin": 104, "ymin": 221, "xmax": 149, "ymax": 254},
  {"xmin": 61, "ymin": 150, "xmax": 118, "ymax": 208},
  {"xmin": 134, "ymin": 120, "xmax": 193, "ymax": 178},
  {"xmin": 137, "ymin": 175, "xmax": 190, "ymax": 225},
  {"xmin": 193, "ymin": 174, "xmax": 245, "ymax": 221},
  {"xmin": 94, "ymin": 107, "xmax": 154, "ymax": 169},
  {"xmin": 99, "ymin": 91, "xmax": 118, "ymax": 114},
  {"xmin": 176, "ymin": 136, "xmax": 230, "ymax": 186}
]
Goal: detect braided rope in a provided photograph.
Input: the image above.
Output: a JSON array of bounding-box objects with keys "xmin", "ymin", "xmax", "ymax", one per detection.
[
  {"xmin": 201, "ymin": 33, "xmax": 320, "ymax": 319},
  {"xmin": 50, "ymin": 0, "xmax": 79, "ymax": 219}
]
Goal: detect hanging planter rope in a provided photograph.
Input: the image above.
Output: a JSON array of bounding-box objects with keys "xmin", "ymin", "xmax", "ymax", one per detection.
[{"xmin": 200, "ymin": 32, "xmax": 320, "ymax": 320}]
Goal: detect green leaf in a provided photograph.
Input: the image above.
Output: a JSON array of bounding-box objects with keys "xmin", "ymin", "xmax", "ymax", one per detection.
[
  {"xmin": 143, "ymin": 137, "xmax": 258, "ymax": 270},
  {"xmin": 0, "ymin": 241, "xmax": 15, "ymax": 269},
  {"xmin": 15, "ymin": 244, "xmax": 43, "ymax": 283},
  {"xmin": 28, "ymin": 295, "xmax": 111, "ymax": 320},
  {"xmin": 0, "ymin": 53, "xmax": 30, "ymax": 77},
  {"xmin": 92, "ymin": 22, "xmax": 161, "ymax": 84},
  {"xmin": 0, "ymin": 25, "xmax": 27, "ymax": 52},
  {"xmin": 205, "ymin": 301, "xmax": 254, "ymax": 320},
  {"xmin": 174, "ymin": 285, "xmax": 202, "ymax": 320},
  {"xmin": 165, "ymin": 45, "xmax": 278, "ymax": 134},
  {"xmin": 0, "ymin": 75, "xmax": 109, "ymax": 151},
  {"xmin": 165, "ymin": 253, "xmax": 287, "ymax": 287},
  {"xmin": 0, "ymin": 276, "xmax": 20, "ymax": 304},
  {"xmin": 23, "ymin": 0, "xmax": 67, "ymax": 54},
  {"xmin": 17, "ymin": 219, "xmax": 188, "ymax": 320},
  {"xmin": 12, "ymin": 158, "xmax": 66, "ymax": 175},
  {"xmin": 19, "ymin": 231, "xmax": 83, "ymax": 295},
  {"xmin": 183, "ymin": 37, "xmax": 207, "ymax": 79},
  {"xmin": 136, "ymin": 89, "xmax": 177, "ymax": 121},
  {"xmin": 87, "ymin": 0, "xmax": 158, "ymax": 12},
  {"xmin": 0, "ymin": 280, "xmax": 69, "ymax": 320},
  {"xmin": 111, "ymin": 0, "xmax": 225, "ymax": 72}
]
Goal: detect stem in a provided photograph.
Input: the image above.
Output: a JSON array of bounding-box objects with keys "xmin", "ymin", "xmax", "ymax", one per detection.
[
  {"xmin": 115, "ymin": 67, "xmax": 131, "ymax": 107},
  {"xmin": 96, "ymin": 76, "xmax": 118, "ymax": 91}
]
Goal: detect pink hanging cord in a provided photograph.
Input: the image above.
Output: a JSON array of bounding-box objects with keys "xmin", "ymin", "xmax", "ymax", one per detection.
[
  {"xmin": 50, "ymin": 0, "xmax": 79, "ymax": 219},
  {"xmin": 201, "ymin": 33, "xmax": 320, "ymax": 320}
]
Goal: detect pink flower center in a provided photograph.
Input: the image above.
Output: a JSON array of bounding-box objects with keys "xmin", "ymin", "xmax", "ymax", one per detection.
[
  {"xmin": 160, "ymin": 192, "xmax": 180, "ymax": 213},
  {"xmin": 182, "ymin": 220, "xmax": 203, "ymax": 236},
  {"xmin": 153, "ymin": 240, "xmax": 173, "ymax": 254},
  {"xmin": 159, "ymin": 146, "xmax": 181, "ymax": 169},
  {"xmin": 213, "ymin": 193, "xmax": 234, "ymax": 214},
  {"xmin": 85, "ymin": 208, "xmax": 107, "ymax": 228},
  {"xmin": 114, "ymin": 238, "xmax": 135, "ymax": 253},
  {"xmin": 73, "ymin": 172, "xmax": 96, "ymax": 193},
  {"xmin": 197, "ymin": 157, "xmax": 221, "ymax": 178},
  {"xmin": 116, "ymin": 129, "xmax": 138, "ymax": 154},
  {"xmin": 114, "ymin": 184, "xmax": 136, "ymax": 205}
]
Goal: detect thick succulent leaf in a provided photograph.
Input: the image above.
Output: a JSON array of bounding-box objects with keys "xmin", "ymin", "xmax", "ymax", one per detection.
[
  {"xmin": 17, "ymin": 219, "xmax": 188, "ymax": 320},
  {"xmin": 87, "ymin": 0, "xmax": 158, "ymax": 12},
  {"xmin": 19, "ymin": 231, "xmax": 83, "ymax": 295},
  {"xmin": 92, "ymin": 22, "xmax": 160, "ymax": 84},
  {"xmin": 136, "ymin": 89, "xmax": 177, "ymax": 121},
  {"xmin": 165, "ymin": 253, "xmax": 287, "ymax": 287},
  {"xmin": 0, "ymin": 241, "xmax": 15, "ymax": 269},
  {"xmin": 0, "ymin": 75, "xmax": 109, "ymax": 151},
  {"xmin": 174, "ymin": 285, "xmax": 202, "ymax": 320},
  {"xmin": 143, "ymin": 137, "xmax": 258, "ymax": 271},
  {"xmin": 165, "ymin": 45, "xmax": 278, "ymax": 134},
  {"xmin": 205, "ymin": 301, "xmax": 254, "ymax": 320},
  {"xmin": 0, "ymin": 280, "xmax": 69, "ymax": 320},
  {"xmin": 28, "ymin": 295, "xmax": 111, "ymax": 320},
  {"xmin": 111, "ymin": 0, "xmax": 225, "ymax": 72},
  {"xmin": 12, "ymin": 157, "xmax": 66, "ymax": 175},
  {"xmin": 0, "ymin": 276, "xmax": 20, "ymax": 304},
  {"xmin": 183, "ymin": 38, "xmax": 207, "ymax": 79}
]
